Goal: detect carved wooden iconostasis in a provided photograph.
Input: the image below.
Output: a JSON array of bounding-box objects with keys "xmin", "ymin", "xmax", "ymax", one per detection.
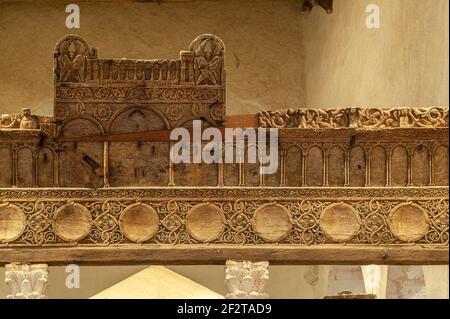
[{"xmin": 0, "ymin": 34, "xmax": 448, "ymax": 267}]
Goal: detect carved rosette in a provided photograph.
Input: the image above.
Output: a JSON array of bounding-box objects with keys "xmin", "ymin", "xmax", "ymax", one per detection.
[
  {"xmin": 225, "ymin": 260, "xmax": 269, "ymax": 299},
  {"xmin": 92, "ymin": 104, "xmax": 112, "ymax": 122},
  {"xmin": 165, "ymin": 104, "xmax": 183, "ymax": 121},
  {"xmin": 5, "ymin": 263, "xmax": 48, "ymax": 299}
]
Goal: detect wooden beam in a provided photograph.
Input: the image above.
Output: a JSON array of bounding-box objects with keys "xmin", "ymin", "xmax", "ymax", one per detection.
[
  {"xmin": 55, "ymin": 126, "xmax": 448, "ymax": 143},
  {"xmin": 0, "ymin": 245, "xmax": 447, "ymax": 266}
]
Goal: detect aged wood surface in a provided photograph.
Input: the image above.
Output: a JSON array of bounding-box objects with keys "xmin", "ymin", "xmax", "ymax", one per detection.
[
  {"xmin": 0, "ymin": 245, "xmax": 447, "ymax": 266},
  {"xmin": 0, "ymin": 34, "xmax": 448, "ymax": 265}
]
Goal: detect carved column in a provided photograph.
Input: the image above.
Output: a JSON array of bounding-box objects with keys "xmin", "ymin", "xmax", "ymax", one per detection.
[
  {"xmin": 5, "ymin": 263, "xmax": 48, "ymax": 299},
  {"xmin": 225, "ymin": 260, "xmax": 269, "ymax": 299}
]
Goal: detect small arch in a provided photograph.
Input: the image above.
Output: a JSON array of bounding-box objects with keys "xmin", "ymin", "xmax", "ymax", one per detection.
[
  {"xmin": 433, "ymin": 145, "xmax": 449, "ymax": 186},
  {"xmin": 306, "ymin": 146, "xmax": 323, "ymax": 186},
  {"xmin": 349, "ymin": 146, "xmax": 366, "ymax": 187},
  {"xmin": 391, "ymin": 145, "xmax": 408, "ymax": 186},
  {"xmin": 285, "ymin": 145, "xmax": 303, "ymax": 187},
  {"xmin": 37, "ymin": 147, "xmax": 55, "ymax": 187},
  {"xmin": 106, "ymin": 104, "xmax": 170, "ymax": 132},
  {"xmin": 244, "ymin": 143, "xmax": 260, "ymax": 186},
  {"xmin": 57, "ymin": 116, "xmax": 104, "ymax": 137},
  {"xmin": 411, "ymin": 144, "xmax": 431, "ymax": 186},
  {"xmin": 0, "ymin": 147, "xmax": 13, "ymax": 186},
  {"xmin": 370, "ymin": 145, "xmax": 387, "ymax": 186},
  {"xmin": 17, "ymin": 147, "xmax": 34, "ymax": 187},
  {"xmin": 328, "ymin": 145, "xmax": 345, "ymax": 186}
]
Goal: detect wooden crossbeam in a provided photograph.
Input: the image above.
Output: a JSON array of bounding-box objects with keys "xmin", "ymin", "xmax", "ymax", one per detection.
[{"xmin": 0, "ymin": 246, "xmax": 447, "ymax": 266}]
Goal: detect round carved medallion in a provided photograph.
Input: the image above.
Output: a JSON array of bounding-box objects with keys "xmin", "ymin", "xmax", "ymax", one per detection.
[
  {"xmin": 53, "ymin": 203, "xmax": 92, "ymax": 242},
  {"xmin": 0, "ymin": 204, "xmax": 26, "ymax": 243},
  {"xmin": 185, "ymin": 203, "xmax": 225, "ymax": 242},
  {"xmin": 165, "ymin": 104, "xmax": 183, "ymax": 121},
  {"xmin": 253, "ymin": 203, "xmax": 292, "ymax": 242},
  {"xmin": 387, "ymin": 202, "xmax": 429, "ymax": 242},
  {"xmin": 119, "ymin": 203, "xmax": 159, "ymax": 243},
  {"xmin": 210, "ymin": 103, "xmax": 224, "ymax": 121},
  {"xmin": 319, "ymin": 202, "xmax": 361, "ymax": 242},
  {"xmin": 92, "ymin": 104, "xmax": 112, "ymax": 122}
]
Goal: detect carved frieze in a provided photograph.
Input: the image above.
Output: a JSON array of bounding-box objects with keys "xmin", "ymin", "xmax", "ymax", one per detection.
[
  {"xmin": 0, "ymin": 187, "xmax": 447, "ymax": 247},
  {"xmin": 54, "ymin": 34, "xmax": 226, "ymax": 127},
  {"xmin": 259, "ymin": 107, "xmax": 449, "ymax": 129}
]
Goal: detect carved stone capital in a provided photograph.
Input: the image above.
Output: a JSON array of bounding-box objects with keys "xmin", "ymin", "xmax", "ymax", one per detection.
[
  {"xmin": 225, "ymin": 260, "xmax": 269, "ymax": 299},
  {"xmin": 5, "ymin": 263, "xmax": 48, "ymax": 299}
]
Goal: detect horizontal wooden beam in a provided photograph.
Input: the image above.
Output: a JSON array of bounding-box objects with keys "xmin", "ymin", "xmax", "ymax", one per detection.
[
  {"xmin": 55, "ymin": 126, "xmax": 447, "ymax": 143},
  {"xmin": 0, "ymin": 245, "xmax": 447, "ymax": 266}
]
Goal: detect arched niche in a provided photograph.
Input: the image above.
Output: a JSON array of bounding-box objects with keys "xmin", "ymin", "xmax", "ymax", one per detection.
[
  {"xmin": 349, "ymin": 146, "xmax": 366, "ymax": 187},
  {"xmin": 306, "ymin": 146, "xmax": 323, "ymax": 186},
  {"xmin": 328, "ymin": 146, "xmax": 345, "ymax": 186},
  {"xmin": 391, "ymin": 145, "xmax": 408, "ymax": 186},
  {"xmin": 433, "ymin": 145, "xmax": 449, "ymax": 186},
  {"xmin": 285, "ymin": 146, "xmax": 302, "ymax": 187},
  {"xmin": 223, "ymin": 142, "xmax": 239, "ymax": 186},
  {"xmin": 108, "ymin": 106, "xmax": 169, "ymax": 187},
  {"xmin": 263, "ymin": 148, "xmax": 280, "ymax": 187},
  {"xmin": 17, "ymin": 147, "xmax": 33, "ymax": 187},
  {"xmin": 244, "ymin": 143, "xmax": 260, "ymax": 187},
  {"xmin": 37, "ymin": 147, "xmax": 54, "ymax": 187},
  {"xmin": 411, "ymin": 145, "xmax": 430, "ymax": 186},
  {"xmin": 0, "ymin": 148, "xmax": 13, "ymax": 187},
  {"xmin": 370, "ymin": 146, "xmax": 387, "ymax": 186}
]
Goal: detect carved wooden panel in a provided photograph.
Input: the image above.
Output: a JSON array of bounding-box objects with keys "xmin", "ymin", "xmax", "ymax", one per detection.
[
  {"xmin": 433, "ymin": 145, "xmax": 449, "ymax": 186},
  {"xmin": 0, "ymin": 188, "xmax": 446, "ymax": 252},
  {"xmin": 0, "ymin": 34, "xmax": 448, "ymax": 265},
  {"xmin": 306, "ymin": 146, "xmax": 323, "ymax": 186},
  {"xmin": 328, "ymin": 146, "xmax": 345, "ymax": 186},
  {"xmin": 0, "ymin": 147, "xmax": 12, "ymax": 187},
  {"xmin": 17, "ymin": 147, "xmax": 33, "ymax": 187},
  {"xmin": 37, "ymin": 147, "xmax": 54, "ymax": 187},
  {"xmin": 370, "ymin": 146, "xmax": 387, "ymax": 186},
  {"xmin": 391, "ymin": 145, "xmax": 408, "ymax": 186}
]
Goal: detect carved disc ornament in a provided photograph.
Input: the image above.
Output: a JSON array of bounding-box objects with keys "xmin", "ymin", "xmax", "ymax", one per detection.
[
  {"xmin": 0, "ymin": 204, "xmax": 26, "ymax": 243},
  {"xmin": 52, "ymin": 203, "xmax": 92, "ymax": 242},
  {"xmin": 388, "ymin": 202, "xmax": 429, "ymax": 242},
  {"xmin": 253, "ymin": 203, "xmax": 292, "ymax": 242},
  {"xmin": 92, "ymin": 104, "xmax": 112, "ymax": 122},
  {"xmin": 319, "ymin": 202, "xmax": 362, "ymax": 242},
  {"xmin": 165, "ymin": 104, "xmax": 183, "ymax": 121},
  {"xmin": 185, "ymin": 203, "xmax": 225, "ymax": 242},
  {"xmin": 119, "ymin": 203, "xmax": 159, "ymax": 243}
]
